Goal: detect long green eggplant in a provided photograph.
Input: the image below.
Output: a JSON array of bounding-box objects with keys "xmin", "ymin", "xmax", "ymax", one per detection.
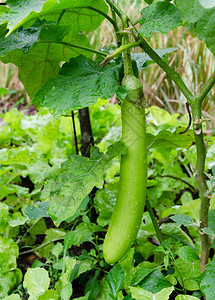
[{"xmin": 103, "ymin": 73, "xmax": 147, "ymax": 264}]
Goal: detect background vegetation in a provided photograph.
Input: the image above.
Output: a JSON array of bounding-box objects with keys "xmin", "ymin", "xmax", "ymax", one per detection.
[{"xmin": 0, "ymin": 0, "xmax": 215, "ymax": 299}]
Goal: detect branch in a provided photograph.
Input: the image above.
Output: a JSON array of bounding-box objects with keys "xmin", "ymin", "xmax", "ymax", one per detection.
[
  {"xmin": 196, "ymin": 70, "xmax": 215, "ymax": 105},
  {"xmin": 39, "ymin": 41, "xmax": 107, "ymax": 57},
  {"xmin": 191, "ymin": 102, "xmax": 210, "ymax": 272},
  {"xmin": 71, "ymin": 111, "xmax": 79, "ymax": 155},
  {"xmin": 100, "ymin": 41, "xmax": 140, "ymax": 66},
  {"xmin": 137, "ymin": 36, "xmax": 194, "ymax": 105},
  {"xmin": 159, "ymin": 174, "xmax": 196, "ymax": 192},
  {"xmin": 146, "ymin": 200, "xmax": 164, "ymax": 244},
  {"xmin": 105, "ymin": 0, "xmax": 124, "ymax": 19}
]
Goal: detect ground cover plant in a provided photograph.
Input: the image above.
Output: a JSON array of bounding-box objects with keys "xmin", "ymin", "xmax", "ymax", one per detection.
[{"xmin": 0, "ymin": 0, "xmax": 215, "ymax": 299}]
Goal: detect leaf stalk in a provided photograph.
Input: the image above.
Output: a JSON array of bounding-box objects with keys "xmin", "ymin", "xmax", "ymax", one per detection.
[
  {"xmin": 100, "ymin": 41, "xmax": 140, "ymax": 67},
  {"xmin": 196, "ymin": 70, "xmax": 215, "ymax": 105},
  {"xmin": 191, "ymin": 100, "xmax": 210, "ymax": 271},
  {"xmin": 38, "ymin": 40, "xmax": 107, "ymax": 57}
]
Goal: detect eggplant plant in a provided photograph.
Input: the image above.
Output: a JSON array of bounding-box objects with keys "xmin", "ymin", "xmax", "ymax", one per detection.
[{"xmin": 0, "ymin": 0, "xmax": 215, "ymax": 293}]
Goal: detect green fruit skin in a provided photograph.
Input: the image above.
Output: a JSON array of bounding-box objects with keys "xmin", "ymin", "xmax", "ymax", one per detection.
[{"xmin": 103, "ymin": 75, "xmax": 147, "ymax": 264}]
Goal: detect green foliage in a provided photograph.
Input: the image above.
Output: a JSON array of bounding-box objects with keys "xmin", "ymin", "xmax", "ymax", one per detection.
[
  {"xmin": 200, "ymin": 262, "xmax": 215, "ymax": 299},
  {"xmin": 0, "ymin": 0, "xmax": 215, "ymax": 299},
  {"xmin": 33, "ymin": 56, "xmax": 124, "ymax": 117},
  {"xmin": 107, "ymin": 264, "xmax": 125, "ymax": 298},
  {"xmin": 0, "ymin": 103, "xmax": 214, "ymax": 298},
  {"xmin": 23, "ymin": 268, "xmax": 50, "ymax": 299},
  {"xmin": 41, "ymin": 141, "xmax": 125, "ymax": 225},
  {"xmin": 131, "ymin": 47, "xmax": 177, "ymax": 69},
  {"xmin": 129, "ymin": 286, "xmax": 174, "ymax": 300},
  {"xmin": 1, "ymin": 0, "xmax": 108, "ymax": 35},
  {"xmin": 0, "ymin": 1, "xmax": 108, "ymax": 97},
  {"xmin": 139, "ymin": 2, "xmax": 183, "ymax": 37},
  {"xmin": 174, "ymin": 0, "xmax": 215, "ymax": 55}
]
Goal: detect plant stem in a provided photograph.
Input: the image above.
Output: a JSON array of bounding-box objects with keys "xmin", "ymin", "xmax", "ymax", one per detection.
[
  {"xmin": 71, "ymin": 111, "xmax": 79, "ymax": 155},
  {"xmin": 196, "ymin": 70, "xmax": 215, "ymax": 105},
  {"xmin": 19, "ymin": 238, "xmax": 65, "ymax": 255},
  {"xmin": 78, "ymin": 107, "xmax": 94, "ymax": 157},
  {"xmin": 191, "ymin": 100, "xmax": 210, "ymax": 272},
  {"xmin": 146, "ymin": 200, "xmax": 163, "ymax": 244},
  {"xmin": 16, "ymin": 219, "xmax": 41, "ymax": 244},
  {"xmin": 39, "ymin": 41, "xmax": 107, "ymax": 57},
  {"xmin": 105, "ymin": 0, "xmax": 124, "ymax": 20},
  {"xmin": 122, "ymin": 23, "xmax": 133, "ymax": 76},
  {"xmin": 137, "ymin": 36, "xmax": 194, "ymax": 104},
  {"xmin": 100, "ymin": 42, "xmax": 140, "ymax": 67},
  {"xmin": 110, "ymin": 4, "xmax": 122, "ymax": 46},
  {"xmin": 159, "ymin": 175, "xmax": 196, "ymax": 192}
]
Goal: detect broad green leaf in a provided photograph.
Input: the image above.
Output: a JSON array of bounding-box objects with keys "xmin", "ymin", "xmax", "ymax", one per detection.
[
  {"xmin": 174, "ymin": 0, "xmax": 215, "ymax": 55},
  {"xmin": 139, "ymin": 270, "xmax": 172, "ymax": 293},
  {"xmin": 9, "ymin": 212, "xmax": 27, "ymax": 227},
  {"xmin": 84, "ymin": 270, "xmax": 99, "ymax": 300},
  {"xmin": 0, "ymin": 87, "xmax": 8, "ymax": 97},
  {"xmin": 27, "ymin": 160, "xmax": 55, "ymax": 184},
  {"xmin": 25, "ymin": 201, "xmax": 49, "ymax": 219},
  {"xmin": 107, "ymin": 264, "xmax": 125, "ymax": 297},
  {"xmin": 175, "ymin": 246, "xmax": 199, "ymax": 262},
  {"xmin": 200, "ymin": 262, "xmax": 215, "ymax": 299},
  {"xmin": 64, "ymin": 223, "xmax": 93, "ymax": 250},
  {"xmin": 119, "ymin": 248, "xmax": 135, "ymax": 289},
  {"xmin": 60, "ymin": 283, "xmax": 73, "ymax": 300},
  {"xmin": 1, "ymin": 0, "xmax": 48, "ymax": 33},
  {"xmin": 69, "ymin": 260, "xmax": 92, "ymax": 283},
  {"xmin": 41, "ymin": 142, "xmax": 125, "ymax": 225},
  {"xmin": 97, "ymin": 278, "xmax": 113, "ymax": 300},
  {"xmin": 0, "ymin": 269, "xmax": 22, "ymax": 299},
  {"xmin": 0, "ymin": 146, "xmax": 31, "ymax": 165},
  {"xmin": 135, "ymin": 238, "xmax": 157, "ymax": 261},
  {"xmin": 66, "ymin": 196, "xmax": 89, "ymax": 223},
  {"xmin": 131, "ymin": 47, "xmax": 177, "ymax": 69},
  {"xmin": 147, "ymin": 130, "xmax": 194, "ymax": 150},
  {"xmin": 0, "ymin": 5, "xmax": 9, "ymax": 16},
  {"xmin": 51, "ymin": 242, "xmax": 63, "ymax": 258},
  {"xmin": 202, "ymin": 227, "xmax": 215, "ymax": 237},
  {"xmin": 0, "ymin": 25, "xmax": 40, "ymax": 57},
  {"xmin": 208, "ymin": 210, "xmax": 215, "ymax": 232},
  {"xmin": 94, "ymin": 189, "xmax": 115, "ymax": 226},
  {"xmin": 139, "ymin": 2, "xmax": 183, "ymax": 37},
  {"xmin": 147, "ymin": 106, "xmax": 180, "ymax": 126},
  {"xmin": 175, "ymin": 296, "xmax": 199, "ymax": 300},
  {"xmin": 0, "ymin": 202, "xmax": 9, "ymax": 232},
  {"xmin": 0, "ymin": 1, "xmax": 108, "ymax": 97},
  {"xmin": 36, "ymin": 228, "xmax": 66, "ymax": 258},
  {"xmin": 37, "ymin": 290, "xmax": 59, "ymax": 300},
  {"xmin": 199, "ymin": 0, "xmax": 215, "ymax": 9},
  {"xmin": 129, "ymin": 286, "xmax": 174, "ymax": 300},
  {"xmin": 131, "ymin": 268, "xmax": 155, "ymax": 286},
  {"xmin": 33, "ymin": 56, "xmax": 124, "ymax": 117},
  {"xmin": 174, "ymin": 0, "xmax": 203, "ymax": 23},
  {"xmin": 23, "ymin": 268, "xmax": 50, "ymax": 300},
  {"xmin": 0, "ymin": 236, "xmax": 19, "ymax": 272},
  {"xmin": 191, "ymin": 9, "xmax": 215, "ymax": 55},
  {"xmin": 2, "ymin": 0, "xmax": 108, "ymax": 35},
  {"xmin": 1, "ymin": 30, "xmax": 92, "ymax": 98},
  {"xmin": 3, "ymin": 295, "xmax": 22, "ymax": 300},
  {"xmin": 170, "ymin": 214, "xmax": 194, "ymax": 226},
  {"xmin": 174, "ymin": 258, "xmax": 201, "ymax": 290},
  {"xmin": 56, "ymin": 257, "xmax": 76, "ymax": 291},
  {"xmin": 160, "ymin": 223, "xmax": 195, "ymax": 247}
]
